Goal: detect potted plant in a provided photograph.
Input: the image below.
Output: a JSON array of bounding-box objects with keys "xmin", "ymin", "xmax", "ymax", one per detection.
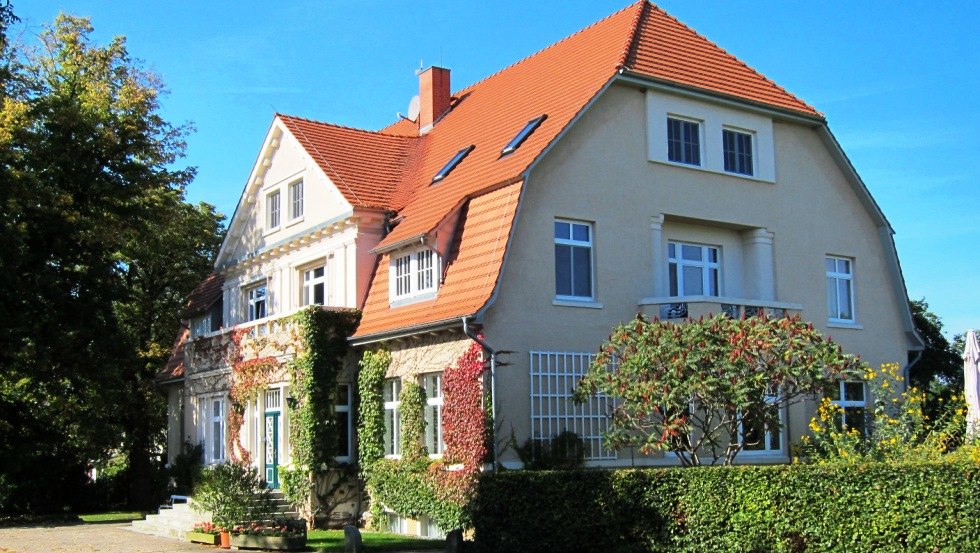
[
  {"xmin": 230, "ymin": 519, "xmax": 307, "ymax": 551},
  {"xmin": 186, "ymin": 522, "xmax": 220, "ymax": 545},
  {"xmin": 192, "ymin": 463, "xmax": 273, "ymax": 549}
]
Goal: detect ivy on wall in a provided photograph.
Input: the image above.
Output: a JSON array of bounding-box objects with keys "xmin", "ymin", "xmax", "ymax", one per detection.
[
  {"xmin": 282, "ymin": 306, "xmax": 360, "ymax": 527},
  {"xmin": 358, "ymin": 340, "xmax": 489, "ymax": 531},
  {"xmin": 227, "ymin": 328, "xmax": 280, "ymax": 465}
]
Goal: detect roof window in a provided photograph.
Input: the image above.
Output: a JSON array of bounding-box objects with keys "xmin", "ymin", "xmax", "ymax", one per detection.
[
  {"xmin": 501, "ymin": 115, "xmax": 547, "ymax": 155},
  {"xmin": 432, "ymin": 145, "xmax": 474, "ymax": 183}
]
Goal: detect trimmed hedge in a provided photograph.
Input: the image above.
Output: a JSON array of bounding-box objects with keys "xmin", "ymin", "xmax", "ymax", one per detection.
[{"xmin": 473, "ymin": 461, "xmax": 980, "ymax": 552}]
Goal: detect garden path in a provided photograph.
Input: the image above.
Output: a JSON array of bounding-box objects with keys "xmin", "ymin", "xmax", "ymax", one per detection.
[{"xmin": 0, "ymin": 522, "xmax": 205, "ymax": 553}]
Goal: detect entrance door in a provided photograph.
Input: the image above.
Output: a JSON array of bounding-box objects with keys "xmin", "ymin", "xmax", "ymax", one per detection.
[
  {"xmin": 264, "ymin": 412, "xmax": 280, "ymax": 488},
  {"xmin": 264, "ymin": 388, "xmax": 282, "ymax": 489}
]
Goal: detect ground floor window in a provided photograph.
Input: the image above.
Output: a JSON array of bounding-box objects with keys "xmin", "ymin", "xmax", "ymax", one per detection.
[
  {"xmin": 383, "ymin": 379, "xmax": 402, "ymax": 457},
  {"xmin": 830, "ymin": 380, "xmax": 867, "ymax": 435},
  {"xmin": 529, "ymin": 351, "xmax": 617, "ymax": 460},
  {"xmin": 739, "ymin": 389, "xmax": 783, "ymax": 454},
  {"xmin": 197, "ymin": 393, "xmax": 226, "ymax": 464},
  {"xmin": 335, "ymin": 384, "xmax": 352, "ymax": 462},
  {"xmin": 422, "ymin": 372, "xmax": 444, "ymax": 456}
]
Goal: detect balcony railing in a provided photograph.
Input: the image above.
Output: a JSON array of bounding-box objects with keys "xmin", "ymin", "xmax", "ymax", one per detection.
[
  {"xmin": 637, "ymin": 296, "xmax": 802, "ymax": 321},
  {"xmin": 184, "ymin": 310, "xmax": 309, "ymax": 374}
]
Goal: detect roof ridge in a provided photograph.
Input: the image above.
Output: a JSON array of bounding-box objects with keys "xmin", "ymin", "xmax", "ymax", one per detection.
[
  {"xmin": 451, "ymin": 2, "xmax": 642, "ymax": 99},
  {"xmin": 617, "ymin": 0, "xmax": 648, "ymax": 69},
  {"xmin": 643, "ymin": 5, "xmax": 819, "ymax": 114},
  {"xmin": 276, "ymin": 112, "xmax": 419, "ymax": 139}
]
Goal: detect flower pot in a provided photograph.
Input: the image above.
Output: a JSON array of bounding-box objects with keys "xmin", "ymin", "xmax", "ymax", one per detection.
[
  {"xmin": 186, "ymin": 531, "xmax": 220, "ymax": 545},
  {"xmin": 219, "ymin": 530, "xmax": 231, "ymax": 549},
  {"xmin": 230, "ymin": 533, "xmax": 307, "ymax": 551}
]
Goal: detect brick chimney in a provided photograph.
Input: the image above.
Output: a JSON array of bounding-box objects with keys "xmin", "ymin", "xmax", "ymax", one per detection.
[{"xmin": 419, "ymin": 66, "xmax": 451, "ymax": 133}]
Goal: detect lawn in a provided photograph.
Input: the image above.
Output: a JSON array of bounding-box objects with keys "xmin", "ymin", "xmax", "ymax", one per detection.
[
  {"xmin": 307, "ymin": 529, "xmax": 444, "ymax": 551},
  {"xmin": 78, "ymin": 511, "xmax": 145, "ymax": 523}
]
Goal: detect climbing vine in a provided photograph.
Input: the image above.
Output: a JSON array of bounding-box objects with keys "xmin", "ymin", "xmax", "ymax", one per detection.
[
  {"xmin": 228, "ymin": 328, "xmax": 280, "ymax": 464},
  {"xmin": 359, "ymin": 340, "xmax": 488, "ymax": 531}
]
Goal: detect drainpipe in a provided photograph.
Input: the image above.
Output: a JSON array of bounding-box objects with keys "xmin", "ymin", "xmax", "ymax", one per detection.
[{"xmin": 462, "ymin": 317, "xmax": 498, "ymax": 469}]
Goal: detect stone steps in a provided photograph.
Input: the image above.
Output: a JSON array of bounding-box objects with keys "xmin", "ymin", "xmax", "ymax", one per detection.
[{"xmin": 127, "ymin": 493, "xmax": 300, "ymax": 541}]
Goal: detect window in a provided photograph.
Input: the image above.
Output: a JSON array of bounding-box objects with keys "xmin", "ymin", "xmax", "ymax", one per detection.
[
  {"xmin": 723, "ymin": 128, "xmax": 754, "ymax": 176},
  {"xmin": 667, "ymin": 116, "xmax": 701, "ymax": 166},
  {"xmin": 826, "ymin": 256, "xmax": 855, "ymax": 322},
  {"xmin": 501, "ymin": 115, "xmax": 547, "ymax": 155},
  {"xmin": 432, "ymin": 145, "xmax": 474, "ymax": 183},
  {"xmin": 530, "ymin": 351, "xmax": 617, "ymax": 460},
  {"xmin": 289, "ymin": 180, "xmax": 304, "ymax": 220},
  {"xmin": 267, "ymin": 191, "xmax": 281, "ymax": 229},
  {"xmin": 190, "ymin": 315, "xmax": 211, "ymax": 337},
  {"xmin": 390, "ymin": 249, "xmax": 439, "ymax": 302},
  {"xmin": 197, "ymin": 394, "xmax": 226, "ymax": 464},
  {"xmin": 668, "ymin": 242, "xmax": 720, "ymax": 296},
  {"xmin": 830, "ymin": 381, "xmax": 867, "ymax": 435},
  {"xmin": 422, "ymin": 373, "xmax": 444, "ymax": 456},
  {"xmin": 335, "ymin": 384, "xmax": 352, "ymax": 462},
  {"xmin": 554, "ymin": 220, "xmax": 593, "ymax": 300},
  {"xmin": 246, "ymin": 284, "xmax": 268, "ymax": 321},
  {"xmin": 302, "ymin": 265, "xmax": 326, "ymax": 306},
  {"xmin": 383, "ymin": 379, "xmax": 402, "ymax": 457},
  {"xmin": 740, "ymin": 389, "xmax": 782, "ymax": 453}
]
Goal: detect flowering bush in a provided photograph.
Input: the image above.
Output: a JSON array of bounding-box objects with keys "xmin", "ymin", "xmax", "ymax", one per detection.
[
  {"xmin": 800, "ymin": 362, "xmax": 971, "ymax": 463},
  {"xmin": 191, "ymin": 521, "xmax": 219, "ymax": 535}
]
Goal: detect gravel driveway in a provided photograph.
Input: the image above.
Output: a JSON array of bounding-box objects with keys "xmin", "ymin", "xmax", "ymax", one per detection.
[{"xmin": 0, "ymin": 522, "xmax": 207, "ymax": 553}]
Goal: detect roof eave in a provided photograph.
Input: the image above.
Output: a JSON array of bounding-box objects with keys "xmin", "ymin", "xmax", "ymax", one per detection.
[
  {"xmin": 616, "ymin": 71, "xmax": 826, "ymax": 125},
  {"xmin": 350, "ymin": 316, "xmax": 467, "ymax": 346}
]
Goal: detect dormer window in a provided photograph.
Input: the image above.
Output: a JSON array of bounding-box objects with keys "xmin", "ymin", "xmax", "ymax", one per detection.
[
  {"xmin": 501, "ymin": 115, "xmax": 546, "ymax": 155},
  {"xmin": 432, "ymin": 145, "xmax": 474, "ymax": 183},
  {"xmin": 390, "ymin": 248, "xmax": 440, "ymax": 303}
]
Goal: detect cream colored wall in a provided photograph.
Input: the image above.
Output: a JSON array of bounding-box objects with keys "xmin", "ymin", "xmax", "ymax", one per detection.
[
  {"xmin": 230, "ymin": 129, "xmax": 353, "ymax": 261},
  {"xmin": 481, "ymin": 82, "xmax": 912, "ymax": 465}
]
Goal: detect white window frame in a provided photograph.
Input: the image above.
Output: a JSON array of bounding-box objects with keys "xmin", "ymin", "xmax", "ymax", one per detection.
[
  {"xmin": 554, "ymin": 219, "xmax": 595, "ymax": 301},
  {"xmin": 335, "ymin": 384, "xmax": 352, "ymax": 463},
  {"xmin": 738, "ymin": 390, "xmax": 782, "ymax": 455},
  {"xmin": 301, "ymin": 264, "xmax": 327, "ymax": 307},
  {"xmin": 198, "ymin": 393, "xmax": 227, "ymax": 464},
  {"xmin": 246, "ymin": 283, "xmax": 268, "ymax": 322},
  {"xmin": 830, "ymin": 380, "xmax": 867, "ymax": 434},
  {"xmin": 722, "ymin": 127, "xmax": 755, "ymax": 176},
  {"xmin": 289, "ymin": 179, "xmax": 304, "ymax": 221},
  {"xmin": 389, "ymin": 248, "xmax": 440, "ymax": 303},
  {"xmin": 266, "ymin": 190, "xmax": 281, "ymax": 230},
  {"xmin": 383, "ymin": 379, "xmax": 402, "ymax": 458},
  {"xmin": 668, "ymin": 241, "xmax": 721, "ymax": 297},
  {"xmin": 826, "ymin": 256, "xmax": 856, "ymax": 323},
  {"xmin": 422, "ymin": 372, "xmax": 444, "ymax": 457},
  {"xmin": 666, "ymin": 115, "xmax": 703, "ymax": 167}
]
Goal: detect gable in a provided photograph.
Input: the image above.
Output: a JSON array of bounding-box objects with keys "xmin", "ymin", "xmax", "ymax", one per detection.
[{"xmin": 215, "ymin": 118, "xmax": 355, "ymax": 269}]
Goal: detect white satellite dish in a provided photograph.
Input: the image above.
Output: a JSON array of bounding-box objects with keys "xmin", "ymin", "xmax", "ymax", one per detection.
[{"xmin": 407, "ymin": 95, "xmax": 420, "ymax": 122}]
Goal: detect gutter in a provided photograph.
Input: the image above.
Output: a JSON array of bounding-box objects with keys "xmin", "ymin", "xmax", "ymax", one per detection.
[
  {"xmin": 349, "ymin": 316, "xmax": 464, "ymax": 346},
  {"xmin": 462, "ymin": 317, "xmax": 499, "ymax": 469}
]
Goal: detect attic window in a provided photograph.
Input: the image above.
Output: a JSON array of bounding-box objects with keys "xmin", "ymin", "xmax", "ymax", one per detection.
[
  {"xmin": 432, "ymin": 145, "xmax": 474, "ymax": 183},
  {"xmin": 501, "ymin": 115, "xmax": 547, "ymax": 155}
]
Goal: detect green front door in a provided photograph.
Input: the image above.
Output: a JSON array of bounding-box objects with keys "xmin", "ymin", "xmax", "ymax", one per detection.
[{"xmin": 264, "ymin": 411, "xmax": 280, "ymax": 488}]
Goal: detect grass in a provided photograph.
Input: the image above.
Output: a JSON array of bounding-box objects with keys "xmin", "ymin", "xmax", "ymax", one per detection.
[
  {"xmin": 307, "ymin": 529, "xmax": 444, "ymax": 551},
  {"xmin": 78, "ymin": 511, "xmax": 145, "ymax": 523}
]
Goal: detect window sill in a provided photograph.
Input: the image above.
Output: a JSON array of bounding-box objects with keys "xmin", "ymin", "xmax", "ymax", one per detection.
[
  {"xmin": 553, "ymin": 298, "xmax": 603, "ymax": 309},
  {"xmin": 827, "ymin": 321, "xmax": 863, "ymax": 330},
  {"xmin": 650, "ymin": 159, "xmax": 775, "ymax": 184},
  {"xmin": 285, "ymin": 215, "xmax": 305, "ymax": 228},
  {"xmin": 262, "ymin": 226, "xmax": 281, "ymax": 237},
  {"xmin": 384, "ymin": 454, "xmax": 402, "ymax": 461},
  {"xmin": 390, "ymin": 291, "xmax": 438, "ymax": 308}
]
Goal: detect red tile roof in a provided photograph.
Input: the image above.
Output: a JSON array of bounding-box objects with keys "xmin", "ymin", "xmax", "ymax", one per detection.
[
  {"xmin": 354, "ymin": 181, "xmax": 522, "ymax": 338},
  {"xmin": 278, "ymin": 2, "xmax": 822, "ymax": 338},
  {"xmin": 158, "ymin": 323, "xmax": 189, "ymax": 381},
  {"xmin": 183, "ymin": 273, "xmax": 224, "ymax": 317},
  {"xmin": 278, "ymin": 114, "xmax": 418, "ymax": 210}
]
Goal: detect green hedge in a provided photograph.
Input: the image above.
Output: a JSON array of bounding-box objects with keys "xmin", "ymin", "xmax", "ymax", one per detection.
[{"xmin": 472, "ymin": 461, "xmax": 980, "ymax": 552}]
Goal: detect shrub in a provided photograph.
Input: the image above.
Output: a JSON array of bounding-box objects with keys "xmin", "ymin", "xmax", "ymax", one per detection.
[
  {"xmin": 472, "ymin": 461, "xmax": 980, "ymax": 552},
  {"xmin": 192, "ymin": 463, "xmax": 273, "ymax": 530},
  {"xmin": 515, "ymin": 431, "xmax": 586, "ymax": 471}
]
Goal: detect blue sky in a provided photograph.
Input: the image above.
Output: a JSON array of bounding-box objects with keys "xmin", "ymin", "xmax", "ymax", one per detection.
[{"xmin": 16, "ymin": 1, "xmax": 980, "ymax": 338}]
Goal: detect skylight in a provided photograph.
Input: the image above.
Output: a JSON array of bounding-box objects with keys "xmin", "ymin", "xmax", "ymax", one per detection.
[
  {"xmin": 501, "ymin": 115, "xmax": 547, "ymax": 155},
  {"xmin": 432, "ymin": 145, "xmax": 474, "ymax": 183}
]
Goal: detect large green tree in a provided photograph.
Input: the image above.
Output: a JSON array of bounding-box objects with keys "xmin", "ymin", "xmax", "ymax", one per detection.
[
  {"xmin": 0, "ymin": 10, "xmax": 223, "ymax": 512},
  {"xmin": 907, "ymin": 299, "xmax": 965, "ymax": 422}
]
